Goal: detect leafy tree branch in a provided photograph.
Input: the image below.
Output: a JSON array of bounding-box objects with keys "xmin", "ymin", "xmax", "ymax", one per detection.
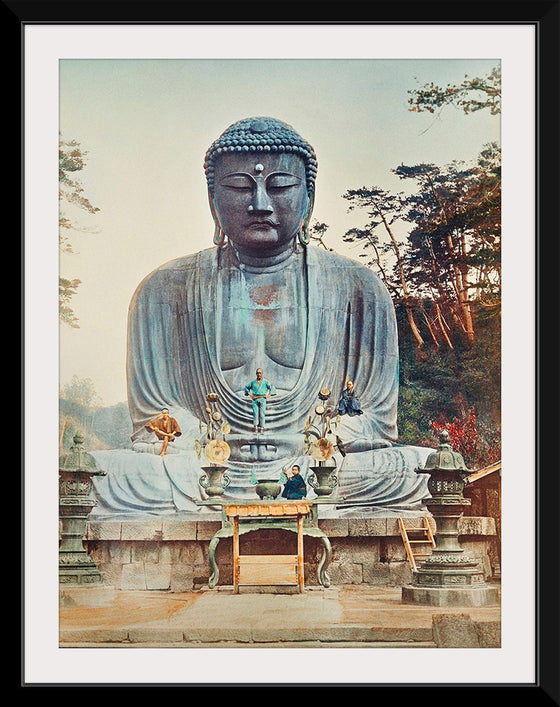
[
  {"xmin": 59, "ymin": 137, "xmax": 100, "ymax": 327},
  {"xmin": 408, "ymin": 65, "xmax": 501, "ymax": 116}
]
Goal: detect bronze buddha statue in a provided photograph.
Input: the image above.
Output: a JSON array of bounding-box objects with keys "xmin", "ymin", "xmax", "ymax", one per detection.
[{"xmin": 92, "ymin": 117, "xmax": 432, "ymax": 517}]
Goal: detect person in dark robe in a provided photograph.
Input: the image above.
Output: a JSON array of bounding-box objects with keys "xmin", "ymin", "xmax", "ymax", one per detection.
[
  {"xmin": 281, "ymin": 464, "xmax": 307, "ymax": 500},
  {"xmin": 337, "ymin": 380, "xmax": 364, "ymax": 417}
]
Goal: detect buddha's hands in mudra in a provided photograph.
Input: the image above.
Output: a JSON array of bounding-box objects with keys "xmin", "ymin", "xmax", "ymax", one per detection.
[{"xmin": 226, "ymin": 432, "xmax": 302, "ymax": 463}]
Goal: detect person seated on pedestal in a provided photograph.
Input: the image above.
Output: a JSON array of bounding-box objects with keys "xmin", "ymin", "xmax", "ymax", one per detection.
[
  {"xmin": 145, "ymin": 407, "xmax": 182, "ymax": 456},
  {"xmin": 281, "ymin": 464, "xmax": 307, "ymax": 500},
  {"xmin": 91, "ymin": 116, "xmax": 432, "ymax": 518},
  {"xmin": 336, "ymin": 380, "xmax": 364, "ymax": 418}
]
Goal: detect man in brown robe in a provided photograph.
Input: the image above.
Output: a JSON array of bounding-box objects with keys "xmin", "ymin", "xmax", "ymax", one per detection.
[{"xmin": 145, "ymin": 408, "xmax": 182, "ymax": 456}]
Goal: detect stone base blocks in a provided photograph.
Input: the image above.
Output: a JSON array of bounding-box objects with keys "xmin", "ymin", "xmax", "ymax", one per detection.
[{"xmin": 84, "ymin": 515, "xmax": 498, "ymax": 592}]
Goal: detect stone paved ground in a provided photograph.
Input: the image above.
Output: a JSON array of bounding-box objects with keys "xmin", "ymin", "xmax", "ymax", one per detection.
[{"xmin": 59, "ymin": 582, "xmax": 501, "ymax": 648}]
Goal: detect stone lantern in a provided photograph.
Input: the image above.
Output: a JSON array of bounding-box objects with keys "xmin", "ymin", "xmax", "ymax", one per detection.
[
  {"xmin": 402, "ymin": 430, "xmax": 499, "ymax": 607},
  {"xmin": 59, "ymin": 432, "xmax": 106, "ymax": 585}
]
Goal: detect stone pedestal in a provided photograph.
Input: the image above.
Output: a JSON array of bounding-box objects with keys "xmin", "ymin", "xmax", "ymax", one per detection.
[
  {"xmin": 402, "ymin": 431, "xmax": 499, "ymax": 607},
  {"xmin": 401, "ymin": 530, "xmax": 499, "ymax": 607},
  {"xmin": 402, "ymin": 583, "xmax": 499, "ymax": 607},
  {"xmin": 59, "ymin": 433, "xmax": 106, "ymax": 585},
  {"xmin": 83, "ymin": 513, "xmax": 498, "ymax": 591}
]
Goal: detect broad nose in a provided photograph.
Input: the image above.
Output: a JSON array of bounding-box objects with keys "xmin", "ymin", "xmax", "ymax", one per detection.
[{"xmin": 252, "ymin": 180, "xmax": 273, "ymax": 213}]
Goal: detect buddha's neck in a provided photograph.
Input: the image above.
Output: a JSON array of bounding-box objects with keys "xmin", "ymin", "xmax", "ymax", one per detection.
[{"xmin": 229, "ymin": 242, "xmax": 297, "ymax": 272}]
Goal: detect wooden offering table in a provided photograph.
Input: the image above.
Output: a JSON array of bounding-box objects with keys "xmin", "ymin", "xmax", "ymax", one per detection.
[{"xmin": 204, "ymin": 500, "xmax": 333, "ymax": 592}]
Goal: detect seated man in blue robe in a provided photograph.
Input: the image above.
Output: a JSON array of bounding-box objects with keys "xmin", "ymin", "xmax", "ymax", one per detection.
[
  {"xmin": 281, "ymin": 465, "xmax": 307, "ymax": 500},
  {"xmin": 337, "ymin": 380, "xmax": 364, "ymax": 417}
]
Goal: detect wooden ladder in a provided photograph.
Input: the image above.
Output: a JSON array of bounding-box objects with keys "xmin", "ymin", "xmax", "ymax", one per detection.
[{"xmin": 398, "ymin": 516, "xmax": 436, "ymax": 572}]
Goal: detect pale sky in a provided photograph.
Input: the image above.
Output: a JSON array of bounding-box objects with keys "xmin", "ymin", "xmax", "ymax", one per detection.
[{"xmin": 59, "ymin": 56, "xmax": 500, "ymax": 406}]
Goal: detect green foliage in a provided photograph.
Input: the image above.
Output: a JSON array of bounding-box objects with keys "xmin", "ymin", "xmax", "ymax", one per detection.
[
  {"xmin": 309, "ymin": 221, "xmax": 332, "ymax": 251},
  {"xmin": 59, "ymin": 377, "xmax": 102, "ymax": 449},
  {"xmin": 394, "ymin": 144, "xmax": 501, "ymax": 310},
  {"xmin": 60, "ymin": 398, "xmax": 132, "ymax": 450},
  {"xmin": 342, "ymin": 144, "xmax": 501, "ymax": 353},
  {"xmin": 342, "ymin": 186, "xmax": 408, "ymax": 295},
  {"xmin": 61, "ymin": 375, "xmax": 101, "ymax": 408},
  {"xmin": 60, "ymin": 375, "xmax": 132, "ymax": 449},
  {"xmin": 396, "ymin": 300, "xmax": 501, "ymax": 463},
  {"xmin": 397, "ymin": 381, "xmax": 439, "ymax": 446},
  {"xmin": 59, "ymin": 136, "xmax": 100, "ymax": 327},
  {"xmin": 408, "ymin": 65, "xmax": 501, "ymax": 116},
  {"xmin": 59, "ymin": 277, "xmax": 82, "ymax": 329},
  {"xmin": 457, "ymin": 302, "xmax": 501, "ymax": 422},
  {"xmin": 91, "ymin": 403, "xmax": 134, "ymax": 449},
  {"xmin": 342, "ymin": 130, "xmax": 501, "ymax": 463}
]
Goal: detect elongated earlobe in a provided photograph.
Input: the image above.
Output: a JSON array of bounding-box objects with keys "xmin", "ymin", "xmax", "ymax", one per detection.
[
  {"xmin": 297, "ymin": 223, "xmax": 310, "ymax": 246},
  {"xmin": 213, "ymin": 223, "xmax": 226, "ymax": 246},
  {"xmin": 297, "ymin": 192, "xmax": 314, "ymax": 247},
  {"xmin": 209, "ymin": 189, "xmax": 227, "ymax": 246}
]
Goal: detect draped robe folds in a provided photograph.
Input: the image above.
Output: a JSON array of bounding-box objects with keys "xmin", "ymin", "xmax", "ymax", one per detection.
[{"xmin": 90, "ymin": 245, "xmax": 431, "ymax": 518}]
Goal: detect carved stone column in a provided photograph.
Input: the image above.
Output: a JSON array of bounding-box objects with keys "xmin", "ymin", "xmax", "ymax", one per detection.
[
  {"xmin": 59, "ymin": 433, "xmax": 106, "ymax": 585},
  {"xmin": 402, "ymin": 431, "xmax": 499, "ymax": 607}
]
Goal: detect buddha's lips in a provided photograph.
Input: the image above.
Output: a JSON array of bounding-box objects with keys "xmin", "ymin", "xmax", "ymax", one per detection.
[{"xmin": 246, "ymin": 219, "xmax": 279, "ymax": 228}]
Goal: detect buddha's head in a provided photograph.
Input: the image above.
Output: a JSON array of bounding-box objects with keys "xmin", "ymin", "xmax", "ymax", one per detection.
[{"xmin": 204, "ymin": 117, "xmax": 317, "ymax": 255}]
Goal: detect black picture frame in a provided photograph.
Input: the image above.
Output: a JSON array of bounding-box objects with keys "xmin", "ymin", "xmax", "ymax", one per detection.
[{"xmin": 15, "ymin": 2, "xmax": 558, "ymax": 699}]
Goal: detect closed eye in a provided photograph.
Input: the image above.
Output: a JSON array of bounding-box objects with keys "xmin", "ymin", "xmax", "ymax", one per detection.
[
  {"xmin": 267, "ymin": 184, "xmax": 294, "ymax": 192},
  {"xmin": 267, "ymin": 175, "xmax": 301, "ymax": 189},
  {"xmin": 219, "ymin": 174, "xmax": 254, "ymax": 190},
  {"xmin": 223, "ymin": 184, "xmax": 252, "ymax": 192}
]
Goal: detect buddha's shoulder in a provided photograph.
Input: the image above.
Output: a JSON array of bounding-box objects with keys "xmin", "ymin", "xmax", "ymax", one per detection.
[
  {"xmin": 308, "ymin": 246, "xmax": 388, "ymax": 293},
  {"xmin": 135, "ymin": 248, "xmax": 216, "ymax": 287}
]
